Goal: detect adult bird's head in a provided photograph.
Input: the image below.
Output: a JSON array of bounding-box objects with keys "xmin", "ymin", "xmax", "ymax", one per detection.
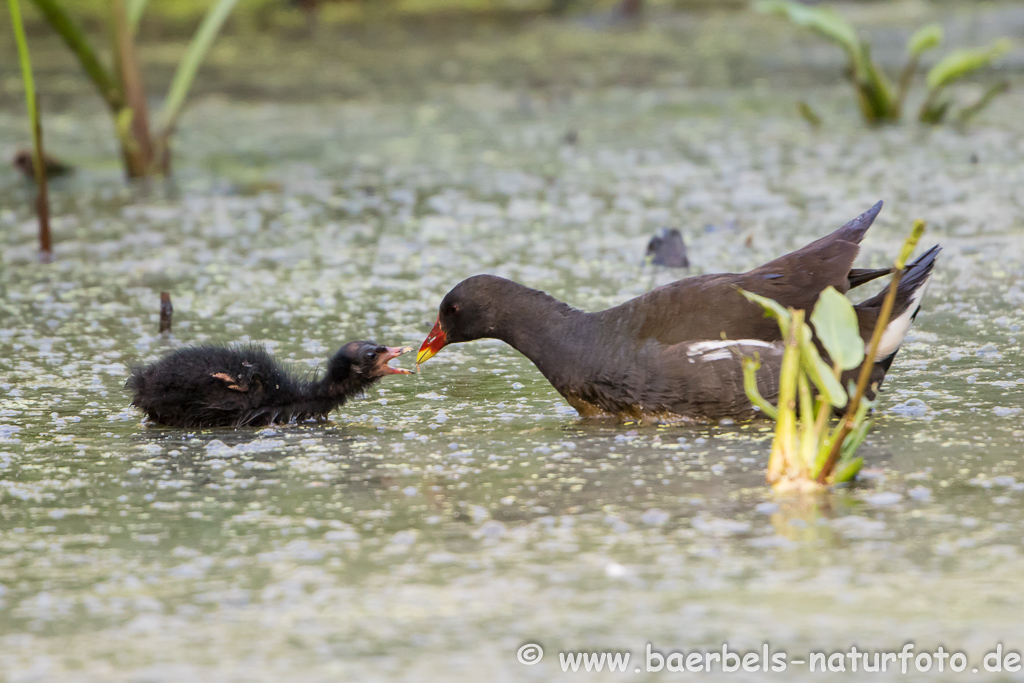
[{"xmin": 417, "ymin": 275, "xmax": 510, "ymax": 366}]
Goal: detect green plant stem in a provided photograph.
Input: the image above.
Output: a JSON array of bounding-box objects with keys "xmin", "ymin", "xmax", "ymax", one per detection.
[
  {"xmin": 957, "ymin": 81, "xmax": 1010, "ymax": 126},
  {"xmin": 918, "ymin": 89, "xmax": 946, "ymax": 124},
  {"xmin": 810, "ymin": 366, "xmax": 840, "ymax": 478},
  {"xmin": 769, "ymin": 308, "xmax": 803, "ymax": 484},
  {"xmin": 28, "ymin": 0, "xmax": 124, "ymax": 111},
  {"xmin": 894, "ymin": 55, "xmax": 919, "ymax": 119},
  {"xmin": 9, "ymin": 0, "xmax": 52, "ymax": 262},
  {"xmin": 797, "ymin": 372, "xmax": 816, "ymax": 475},
  {"xmin": 127, "ymin": 0, "xmax": 150, "ymax": 33},
  {"xmin": 155, "ymin": 0, "xmax": 239, "ymax": 173},
  {"xmin": 817, "ymin": 221, "xmax": 926, "ymax": 483}
]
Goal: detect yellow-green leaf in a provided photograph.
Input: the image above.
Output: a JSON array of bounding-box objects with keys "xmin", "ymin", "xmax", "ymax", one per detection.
[
  {"xmin": 927, "ymin": 39, "xmax": 1012, "ymax": 91},
  {"xmin": 811, "ymin": 286, "xmax": 864, "ymax": 371},
  {"xmin": 798, "ymin": 323, "xmax": 848, "ymax": 409},
  {"xmin": 908, "ymin": 24, "xmax": 943, "ymax": 57},
  {"xmin": 755, "ymin": 0, "xmax": 860, "ymax": 59}
]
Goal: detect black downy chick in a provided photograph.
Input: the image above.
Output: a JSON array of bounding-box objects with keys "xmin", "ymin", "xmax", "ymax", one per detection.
[
  {"xmin": 127, "ymin": 341, "xmax": 411, "ymax": 428},
  {"xmin": 644, "ymin": 228, "xmax": 689, "ymax": 268}
]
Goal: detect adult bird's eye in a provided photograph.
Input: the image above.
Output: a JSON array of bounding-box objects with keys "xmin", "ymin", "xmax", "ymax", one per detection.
[{"xmin": 449, "ymin": 303, "xmax": 460, "ymax": 315}]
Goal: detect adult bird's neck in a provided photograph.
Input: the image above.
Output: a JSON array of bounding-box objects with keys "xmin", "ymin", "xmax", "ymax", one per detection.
[{"xmin": 489, "ymin": 285, "xmax": 598, "ymax": 390}]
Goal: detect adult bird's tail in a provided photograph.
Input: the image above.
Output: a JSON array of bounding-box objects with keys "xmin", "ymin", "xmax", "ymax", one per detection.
[{"xmin": 852, "ymin": 244, "xmax": 941, "ymax": 392}]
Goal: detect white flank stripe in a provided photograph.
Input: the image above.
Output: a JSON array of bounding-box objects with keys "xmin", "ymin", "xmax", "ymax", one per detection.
[
  {"xmin": 686, "ymin": 339, "xmax": 778, "ymax": 363},
  {"xmin": 686, "ymin": 339, "xmax": 776, "ymax": 357}
]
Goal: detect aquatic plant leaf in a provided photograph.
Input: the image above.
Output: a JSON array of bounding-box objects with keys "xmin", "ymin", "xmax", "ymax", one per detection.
[
  {"xmin": 128, "ymin": 0, "xmax": 151, "ymax": 32},
  {"xmin": 798, "ymin": 323, "xmax": 848, "ymax": 409},
  {"xmin": 926, "ymin": 40, "xmax": 1012, "ymax": 91},
  {"xmin": 739, "ymin": 289, "xmax": 791, "ymax": 337},
  {"xmin": 755, "ymin": 0, "xmax": 860, "ymax": 58},
  {"xmin": 797, "ymin": 101, "xmax": 822, "ymax": 128},
  {"xmin": 841, "ymin": 418, "xmax": 872, "ymax": 460},
  {"xmin": 829, "ymin": 456, "xmax": 863, "ymax": 485},
  {"xmin": 811, "ymin": 286, "xmax": 864, "ymax": 371},
  {"xmin": 160, "ymin": 0, "xmax": 239, "ymax": 135},
  {"xmin": 907, "ymin": 23, "xmax": 943, "ymax": 57}
]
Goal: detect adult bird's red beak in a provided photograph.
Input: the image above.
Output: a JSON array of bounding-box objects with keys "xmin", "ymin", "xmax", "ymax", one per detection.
[{"xmin": 416, "ymin": 318, "xmax": 447, "ymax": 366}]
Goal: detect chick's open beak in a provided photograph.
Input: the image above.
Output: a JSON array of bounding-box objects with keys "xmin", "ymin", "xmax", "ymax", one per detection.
[
  {"xmin": 380, "ymin": 346, "xmax": 413, "ymax": 375},
  {"xmin": 416, "ymin": 318, "xmax": 447, "ymax": 366}
]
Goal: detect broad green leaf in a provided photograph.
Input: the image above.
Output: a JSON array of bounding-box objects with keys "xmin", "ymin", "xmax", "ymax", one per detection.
[
  {"xmin": 907, "ymin": 24, "xmax": 943, "ymax": 57},
  {"xmin": 811, "ymin": 286, "xmax": 864, "ymax": 371},
  {"xmin": 927, "ymin": 39, "xmax": 1012, "ymax": 91},
  {"xmin": 739, "ymin": 289, "xmax": 791, "ymax": 336},
  {"xmin": 798, "ymin": 323, "xmax": 848, "ymax": 409}
]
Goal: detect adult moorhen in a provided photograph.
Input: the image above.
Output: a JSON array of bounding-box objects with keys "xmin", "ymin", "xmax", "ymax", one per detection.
[
  {"xmin": 127, "ymin": 341, "xmax": 411, "ymax": 428},
  {"xmin": 416, "ymin": 201, "xmax": 940, "ymax": 421}
]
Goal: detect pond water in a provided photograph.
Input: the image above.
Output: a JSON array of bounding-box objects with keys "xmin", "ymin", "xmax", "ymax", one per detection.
[{"xmin": 2, "ymin": 9, "xmax": 1024, "ymax": 682}]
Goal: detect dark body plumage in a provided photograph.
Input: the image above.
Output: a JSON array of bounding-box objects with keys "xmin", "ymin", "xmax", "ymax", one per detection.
[
  {"xmin": 418, "ymin": 202, "xmax": 940, "ymax": 421},
  {"xmin": 127, "ymin": 341, "xmax": 410, "ymax": 428}
]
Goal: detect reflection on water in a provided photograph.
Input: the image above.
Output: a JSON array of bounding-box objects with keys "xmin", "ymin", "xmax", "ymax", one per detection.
[{"xmin": 2, "ymin": 17, "xmax": 1024, "ymax": 683}]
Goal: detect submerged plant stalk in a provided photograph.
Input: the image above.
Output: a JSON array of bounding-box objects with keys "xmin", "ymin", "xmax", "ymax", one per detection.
[
  {"xmin": 111, "ymin": 0, "xmax": 155, "ymax": 177},
  {"xmin": 9, "ymin": 0, "xmax": 52, "ymax": 262}
]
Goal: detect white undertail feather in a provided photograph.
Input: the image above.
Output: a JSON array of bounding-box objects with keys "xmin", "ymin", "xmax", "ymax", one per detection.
[{"xmin": 874, "ymin": 278, "xmax": 930, "ymax": 359}]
